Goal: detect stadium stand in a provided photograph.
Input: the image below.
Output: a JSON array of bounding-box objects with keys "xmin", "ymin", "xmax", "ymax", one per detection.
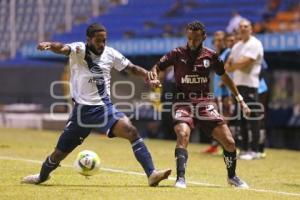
[
  {"xmin": 0, "ymin": 0, "xmax": 110, "ymax": 60},
  {"xmin": 3, "ymin": 0, "xmax": 300, "ymax": 60},
  {"xmin": 2, "ymin": 0, "xmax": 300, "ymax": 60},
  {"xmin": 51, "ymin": 0, "xmax": 267, "ymax": 41},
  {"xmin": 254, "ymin": 0, "xmax": 300, "ymax": 33}
]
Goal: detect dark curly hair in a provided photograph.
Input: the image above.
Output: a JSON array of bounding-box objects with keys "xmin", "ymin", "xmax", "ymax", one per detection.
[
  {"xmin": 86, "ymin": 23, "xmax": 106, "ymax": 38},
  {"xmin": 186, "ymin": 21, "xmax": 206, "ymax": 36}
]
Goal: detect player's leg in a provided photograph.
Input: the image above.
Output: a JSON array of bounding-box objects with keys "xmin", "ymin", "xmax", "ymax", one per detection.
[
  {"xmin": 22, "ymin": 125, "xmax": 91, "ymax": 184},
  {"xmin": 111, "ymin": 116, "xmax": 171, "ymax": 186},
  {"xmin": 172, "ymin": 106, "xmax": 194, "ymax": 188},
  {"xmin": 212, "ymin": 123, "xmax": 236, "ymax": 178},
  {"xmin": 37, "ymin": 149, "xmax": 68, "ymax": 183},
  {"xmin": 212, "ymin": 123, "xmax": 249, "ymax": 188},
  {"xmin": 22, "ymin": 105, "xmax": 92, "ymax": 184},
  {"xmin": 173, "ymin": 122, "xmax": 191, "ymax": 188},
  {"xmin": 111, "ymin": 116, "xmax": 154, "ymax": 176},
  {"xmin": 202, "ymin": 98, "xmax": 222, "ymax": 154},
  {"xmin": 22, "ymin": 128, "xmax": 91, "ymax": 184},
  {"xmin": 202, "ymin": 95, "xmax": 234, "ymax": 155}
]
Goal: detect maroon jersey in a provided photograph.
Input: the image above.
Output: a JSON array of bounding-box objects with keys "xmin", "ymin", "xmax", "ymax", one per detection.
[{"xmin": 157, "ymin": 45, "xmax": 225, "ymax": 103}]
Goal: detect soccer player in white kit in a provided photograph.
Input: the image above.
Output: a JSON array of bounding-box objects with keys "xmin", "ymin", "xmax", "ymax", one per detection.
[{"xmin": 22, "ymin": 23, "xmax": 171, "ymax": 186}]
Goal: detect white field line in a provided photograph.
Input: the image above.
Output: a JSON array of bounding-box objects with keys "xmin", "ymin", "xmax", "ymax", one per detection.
[{"xmin": 1, "ymin": 156, "xmax": 300, "ymax": 197}]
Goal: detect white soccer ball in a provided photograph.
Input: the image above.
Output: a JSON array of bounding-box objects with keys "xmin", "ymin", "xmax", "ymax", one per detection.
[{"xmin": 74, "ymin": 150, "xmax": 101, "ymax": 176}]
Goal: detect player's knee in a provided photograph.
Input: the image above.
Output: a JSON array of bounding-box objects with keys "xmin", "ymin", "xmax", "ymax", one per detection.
[
  {"xmin": 126, "ymin": 125, "xmax": 140, "ymax": 141},
  {"xmin": 174, "ymin": 124, "xmax": 190, "ymax": 136},
  {"xmin": 224, "ymin": 138, "xmax": 236, "ymax": 151},
  {"xmin": 175, "ymin": 129, "xmax": 190, "ymax": 140}
]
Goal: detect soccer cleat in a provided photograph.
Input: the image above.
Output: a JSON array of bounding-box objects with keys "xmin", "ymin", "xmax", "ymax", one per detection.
[
  {"xmin": 227, "ymin": 176, "xmax": 249, "ymax": 189},
  {"xmin": 202, "ymin": 146, "xmax": 219, "ymax": 154},
  {"xmin": 148, "ymin": 169, "xmax": 172, "ymax": 187},
  {"xmin": 21, "ymin": 174, "xmax": 50, "ymax": 185},
  {"xmin": 174, "ymin": 177, "xmax": 186, "ymax": 188}
]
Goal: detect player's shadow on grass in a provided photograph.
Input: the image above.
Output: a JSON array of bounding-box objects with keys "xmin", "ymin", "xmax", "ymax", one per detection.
[
  {"xmin": 187, "ymin": 185, "xmax": 223, "ymax": 189},
  {"xmin": 37, "ymin": 184, "xmax": 176, "ymax": 188},
  {"xmin": 36, "ymin": 184, "xmax": 223, "ymax": 189}
]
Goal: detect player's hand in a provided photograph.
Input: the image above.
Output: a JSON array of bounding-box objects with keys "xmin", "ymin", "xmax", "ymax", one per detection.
[
  {"xmin": 147, "ymin": 71, "xmax": 158, "ymax": 81},
  {"xmin": 146, "ymin": 78, "xmax": 162, "ymax": 88},
  {"xmin": 240, "ymin": 100, "xmax": 251, "ymax": 118},
  {"xmin": 145, "ymin": 71, "xmax": 161, "ymax": 88},
  {"xmin": 37, "ymin": 42, "xmax": 52, "ymax": 51}
]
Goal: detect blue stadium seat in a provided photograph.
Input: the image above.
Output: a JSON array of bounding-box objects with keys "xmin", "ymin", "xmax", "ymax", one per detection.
[{"xmin": 1, "ymin": 0, "xmax": 271, "ymax": 59}]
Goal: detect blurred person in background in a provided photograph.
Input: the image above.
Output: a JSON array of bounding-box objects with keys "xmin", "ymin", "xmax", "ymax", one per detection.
[
  {"xmin": 160, "ymin": 67, "xmax": 177, "ymax": 140},
  {"xmin": 202, "ymin": 31, "xmax": 237, "ymax": 154},
  {"xmin": 261, "ymin": 0, "xmax": 281, "ymax": 22},
  {"xmin": 256, "ymin": 59, "xmax": 269, "ymax": 157},
  {"xmin": 225, "ymin": 19, "xmax": 264, "ymax": 160},
  {"xmin": 226, "ymin": 11, "xmax": 245, "ymax": 33},
  {"xmin": 164, "ymin": 0, "xmax": 184, "ymax": 17}
]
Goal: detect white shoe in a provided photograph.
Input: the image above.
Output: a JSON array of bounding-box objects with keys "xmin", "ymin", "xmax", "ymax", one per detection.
[
  {"xmin": 148, "ymin": 169, "xmax": 172, "ymax": 187},
  {"xmin": 175, "ymin": 177, "xmax": 186, "ymax": 188},
  {"xmin": 238, "ymin": 151, "xmax": 254, "ymax": 160},
  {"xmin": 252, "ymin": 152, "xmax": 262, "ymax": 159},
  {"xmin": 227, "ymin": 176, "xmax": 249, "ymax": 189},
  {"xmin": 21, "ymin": 174, "xmax": 50, "ymax": 184}
]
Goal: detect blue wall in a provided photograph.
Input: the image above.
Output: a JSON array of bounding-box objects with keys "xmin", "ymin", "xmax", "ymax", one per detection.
[{"xmin": 20, "ymin": 32, "xmax": 300, "ymax": 58}]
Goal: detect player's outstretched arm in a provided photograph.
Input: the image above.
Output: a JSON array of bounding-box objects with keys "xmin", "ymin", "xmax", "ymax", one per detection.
[
  {"xmin": 126, "ymin": 63, "xmax": 161, "ymax": 88},
  {"xmin": 126, "ymin": 63, "xmax": 149, "ymax": 78},
  {"xmin": 221, "ymin": 72, "xmax": 251, "ymax": 117},
  {"xmin": 37, "ymin": 42, "xmax": 70, "ymax": 56}
]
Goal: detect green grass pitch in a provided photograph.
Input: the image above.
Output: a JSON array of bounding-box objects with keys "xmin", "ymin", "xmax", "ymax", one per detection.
[{"xmin": 0, "ymin": 128, "xmax": 299, "ymax": 200}]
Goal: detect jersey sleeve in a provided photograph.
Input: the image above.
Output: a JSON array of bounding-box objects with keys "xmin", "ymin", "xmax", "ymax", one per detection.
[
  {"xmin": 111, "ymin": 48, "xmax": 131, "ymax": 71},
  {"xmin": 243, "ymin": 41, "xmax": 262, "ymax": 60},
  {"xmin": 66, "ymin": 42, "xmax": 85, "ymax": 57},
  {"xmin": 212, "ymin": 53, "xmax": 225, "ymax": 76},
  {"xmin": 156, "ymin": 49, "xmax": 177, "ymax": 71}
]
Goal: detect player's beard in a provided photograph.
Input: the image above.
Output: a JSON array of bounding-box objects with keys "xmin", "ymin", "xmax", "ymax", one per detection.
[
  {"xmin": 189, "ymin": 44, "xmax": 202, "ymax": 52},
  {"xmin": 190, "ymin": 46, "xmax": 197, "ymax": 51},
  {"xmin": 187, "ymin": 44, "xmax": 202, "ymax": 67},
  {"xmin": 88, "ymin": 44, "xmax": 104, "ymax": 56}
]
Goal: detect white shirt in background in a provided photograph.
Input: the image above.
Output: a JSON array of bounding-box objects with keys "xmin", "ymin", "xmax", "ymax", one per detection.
[{"xmin": 230, "ymin": 36, "xmax": 264, "ymax": 88}]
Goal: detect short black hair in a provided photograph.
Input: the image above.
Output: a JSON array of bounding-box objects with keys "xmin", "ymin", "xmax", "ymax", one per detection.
[
  {"xmin": 186, "ymin": 21, "xmax": 206, "ymax": 35},
  {"xmin": 86, "ymin": 23, "xmax": 106, "ymax": 38}
]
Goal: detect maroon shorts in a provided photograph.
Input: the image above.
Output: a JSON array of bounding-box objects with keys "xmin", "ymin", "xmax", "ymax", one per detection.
[{"xmin": 173, "ymin": 103, "xmax": 225, "ymax": 135}]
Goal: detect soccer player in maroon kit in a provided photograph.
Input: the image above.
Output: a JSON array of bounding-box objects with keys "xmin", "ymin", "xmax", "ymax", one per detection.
[{"xmin": 148, "ymin": 21, "xmax": 250, "ymax": 188}]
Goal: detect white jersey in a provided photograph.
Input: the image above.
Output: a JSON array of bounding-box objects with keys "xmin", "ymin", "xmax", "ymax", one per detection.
[
  {"xmin": 67, "ymin": 42, "xmax": 130, "ymax": 105},
  {"xmin": 230, "ymin": 36, "xmax": 263, "ymax": 88}
]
